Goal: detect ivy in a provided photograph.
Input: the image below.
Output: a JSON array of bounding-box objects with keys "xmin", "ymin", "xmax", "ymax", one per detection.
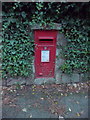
[
  {"xmin": 2, "ymin": 6, "xmax": 34, "ymax": 78},
  {"xmin": 2, "ymin": 2, "xmax": 90, "ymax": 79},
  {"xmin": 60, "ymin": 18, "xmax": 90, "ymax": 73}
]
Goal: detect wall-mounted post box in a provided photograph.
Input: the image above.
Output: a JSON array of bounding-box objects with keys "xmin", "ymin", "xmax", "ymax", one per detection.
[{"xmin": 34, "ymin": 30, "xmax": 57, "ymax": 78}]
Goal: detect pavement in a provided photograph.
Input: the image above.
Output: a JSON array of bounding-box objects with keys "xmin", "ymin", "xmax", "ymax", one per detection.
[{"xmin": 2, "ymin": 83, "xmax": 89, "ymax": 119}]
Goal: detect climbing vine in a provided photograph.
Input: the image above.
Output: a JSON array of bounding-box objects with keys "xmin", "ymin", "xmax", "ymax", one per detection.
[
  {"xmin": 2, "ymin": 2, "xmax": 90, "ymax": 78},
  {"xmin": 2, "ymin": 3, "xmax": 34, "ymax": 78},
  {"xmin": 60, "ymin": 18, "xmax": 90, "ymax": 73}
]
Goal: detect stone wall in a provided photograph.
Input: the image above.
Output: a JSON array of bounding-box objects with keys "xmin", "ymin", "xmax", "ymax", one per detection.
[
  {"xmin": 55, "ymin": 31, "xmax": 90, "ymax": 84},
  {"xmin": 2, "ymin": 28, "xmax": 89, "ymax": 86}
]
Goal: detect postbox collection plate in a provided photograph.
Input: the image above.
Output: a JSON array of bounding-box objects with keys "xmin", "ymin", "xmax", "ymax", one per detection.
[{"xmin": 41, "ymin": 50, "xmax": 50, "ymax": 62}]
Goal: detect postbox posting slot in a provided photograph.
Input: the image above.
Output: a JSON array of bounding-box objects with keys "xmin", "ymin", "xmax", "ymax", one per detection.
[
  {"xmin": 39, "ymin": 39, "xmax": 53, "ymax": 42},
  {"xmin": 38, "ymin": 37, "xmax": 54, "ymax": 43}
]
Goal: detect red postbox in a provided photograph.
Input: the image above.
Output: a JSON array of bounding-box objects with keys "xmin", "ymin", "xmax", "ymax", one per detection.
[{"xmin": 34, "ymin": 30, "xmax": 57, "ymax": 78}]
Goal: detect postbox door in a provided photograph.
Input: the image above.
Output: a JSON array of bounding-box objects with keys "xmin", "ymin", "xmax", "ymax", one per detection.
[{"xmin": 35, "ymin": 45, "xmax": 56, "ymax": 78}]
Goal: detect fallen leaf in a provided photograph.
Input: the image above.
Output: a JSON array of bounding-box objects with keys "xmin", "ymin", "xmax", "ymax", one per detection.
[
  {"xmin": 54, "ymin": 101, "xmax": 58, "ymax": 104},
  {"xmin": 59, "ymin": 115, "xmax": 64, "ymax": 118},
  {"xmin": 42, "ymin": 85, "xmax": 45, "ymax": 88},
  {"xmin": 22, "ymin": 108, "xmax": 27, "ymax": 112},
  {"xmin": 10, "ymin": 90, "xmax": 13, "ymax": 92},
  {"xmin": 32, "ymin": 85, "xmax": 36, "ymax": 88},
  {"xmin": 0, "ymin": 91, "xmax": 3, "ymax": 95},
  {"xmin": 85, "ymin": 96, "xmax": 88, "ymax": 99},
  {"xmin": 76, "ymin": 112, "xmax": 81, "ymax": 117},
  {"xmin": 21, "ymin": 86, "xmax": 23, "ymax": 89},
  {"xmin": 40, "ymin": 97, "xmax": 44, "ymax": 100},
  {"xmin": 64, "ymin": 93, "xmax": 67, "ymax": 96},
  {"xmin": 55, "ymin": 113, "xmax": 58, "ymax": 115},
  {"xmin": 14, "ymin": 90, "xmax": 16, "ymax": 92},
  {"xmin": 61, "ymin": 93, "xmax": 63, "ymax": 96},
  {"xmin": 29, "ymin": 114, "xmax": 32, "ymax": 118},
  {"xmin": 76, "ymin": 91, "xmax": 79, "ymax": 93},
  {"xmin": 32, "ymin": 89, "xmax": 35, "ymax": 91},
  {"xmin": 76, "ymin": 101, "xmax": 79, "ymax": 104},
  {"xmin": 69, "ymin": 108, "xmax": 72, "ymax": 112},
  {"xmin": 9, "ymin": 104, "xmax": 17, "ymax": 107},
  {"xmin": 80, "ymin": 110, "xmax": 84, "ymax": 114},
  {"xmin": 73, "ymin": 83, "xmax": 77, "ymax": 88}
]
